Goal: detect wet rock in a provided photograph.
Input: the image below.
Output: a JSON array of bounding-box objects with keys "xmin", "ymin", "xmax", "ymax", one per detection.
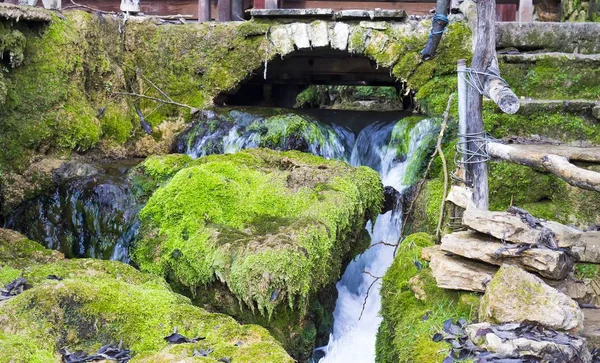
[
  {"xmin": 382, "ymin": 185, "xmax": 400, "ymax": 214},
  {"xmin": 462, "ymin": 208, "xmax": 582, "ymax": 247},
  {"xmin": 429, "ymin": 246, "xmax": 497, "ymax": 292},
  {"xmin": 466, "ymin": 322, "xmax": 591, "ymax": 362},
  {"xmin": 52, "ymin": 162, "xmax": 99, "ymax": 183},
  {"xmin": 480, "ymin": 265, "xmax": 583, "ymax": 331},
  {"xmin": 440, "ymin": 231, "xmax": 573, "ymax": 280}
]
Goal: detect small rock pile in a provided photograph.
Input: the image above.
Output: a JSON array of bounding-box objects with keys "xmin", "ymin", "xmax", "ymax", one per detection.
[{"xmin": 424, "ymin": 186, "xmax": 600, "ymax": 361}]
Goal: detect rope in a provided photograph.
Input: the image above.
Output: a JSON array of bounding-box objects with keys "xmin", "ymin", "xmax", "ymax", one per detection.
[
  {"xmin": 429, "ymin": 14, "xmax": 449, "ymax": 38},
  {"xmin": 457, "ymin": 67, "xmax": 508, "ymax": 98}
]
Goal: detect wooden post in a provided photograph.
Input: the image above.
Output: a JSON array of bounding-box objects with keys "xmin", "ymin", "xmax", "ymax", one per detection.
[
  {"xmin": 254, "ymin": 0, "xmax": 266, "ymax": 9},
  {"xmin": 421, "ymin": 0, "xmax": 451, "ymax": 60},
  {"xmin": 199, "ymin": 0, "xmax": 211, "ymax": 21},
  {"xmin": 218, "ymin": 0, "xmax": 232, "ymax": 21},
  {"xmin": 466, "ymin": 0, "xmax": 495, "ymax": 210},
  {"xmin": 232, "ymin": 0, "xmax": 244, "ymax": 20},
  {"xmin": 518, "ymin": 0, "xmax": 534, "ymax": 22},
  {"xmin": 457, "ymin": 59, "xmax": 468, "ymax": 168},
  {"xmin": 265, "ymin": 0, "xmax": 278, "ymax": 9}
]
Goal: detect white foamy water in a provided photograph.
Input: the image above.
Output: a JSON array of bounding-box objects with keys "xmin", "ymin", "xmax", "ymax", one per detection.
[{"xmin": 318, "ymin": 119, "xmax": 437, "ymax": 363}]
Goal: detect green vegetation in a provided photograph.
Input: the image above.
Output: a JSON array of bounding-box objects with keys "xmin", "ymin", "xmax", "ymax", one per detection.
[
  {"xmin": 0, "ymin": 229, "xmax": 292, "ymax": 363},
  {"xmin": 134, "ymin": 148, "xmax": 382, "ymax": 315},
  {"xmin": 376, "ymin": 233, "xmax": 480, "ymax": 362}
]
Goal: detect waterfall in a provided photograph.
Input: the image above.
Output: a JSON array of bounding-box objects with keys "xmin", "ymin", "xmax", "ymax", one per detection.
[{"xmin": 317, "ymin": 118, "xmax": 437, "ymax": 362}]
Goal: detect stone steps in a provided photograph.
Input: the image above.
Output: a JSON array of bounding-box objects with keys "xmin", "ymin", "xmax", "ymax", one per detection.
[
  {"xmin": 499, "ymin": 52, "xmax": 600, "ymax": 64},
  {"xmin": 514, "ymin": 99, "xmax": 600, "ymax": 120}
]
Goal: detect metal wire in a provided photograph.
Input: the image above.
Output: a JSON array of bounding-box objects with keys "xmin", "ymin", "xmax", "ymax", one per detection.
[{"xmin": 457, "ymin": 67, "xmax": 508, "ymax": 98}]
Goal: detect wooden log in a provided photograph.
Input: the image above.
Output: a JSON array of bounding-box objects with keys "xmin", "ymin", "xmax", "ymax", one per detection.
[
  {"xmin": 484, "ymin": 58, "xmax": 519, "ymax": 114},
  {"xmin": 457, "ymin": 59, "xmax": 468, "ymax": 168},
  {"xmin": 218, "ymin": 0, "xmax": 231, "ymax": 21},
  {"xmin": 420, "ymin": 0, "xmax": 450, "ymax": 60},
  {"xmin": 466, "ymin": 0, "xmax": 494, "ymax": 210},
  {"xmin": 487, "ymin": 142, "xmax": 600, "ymax": 192},
  {"xmin": 440, "ymin": 231, "xmax": 572, "ymax": 280}
]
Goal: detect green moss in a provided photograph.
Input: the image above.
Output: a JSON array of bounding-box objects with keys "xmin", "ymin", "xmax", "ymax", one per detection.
[
  {"xmin": 500, "ymin": 56, "xmax": 600, "ymax": 100},
  {"xmin": 0, "ymin": 230, "xmax": 292, "ymax": 363},
  {"xmin": 376, "ymin": 233, "xmax": 479, "ymax": 362},
  {"xmin": 575, "ymin": 263, "xmax": 600, "ymax": 279},
  {"xmin": 484, "ymin": 104, "xmax": 600, "ymax": 145},
  {"xmin": 133, "ymin": 149, "xmax": 383, "ymax": 317}
]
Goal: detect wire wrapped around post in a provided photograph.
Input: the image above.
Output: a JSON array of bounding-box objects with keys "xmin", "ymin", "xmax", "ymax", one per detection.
[{"xmin": 421, "ymin": 0, "xmax": 451, "ymax": 61}]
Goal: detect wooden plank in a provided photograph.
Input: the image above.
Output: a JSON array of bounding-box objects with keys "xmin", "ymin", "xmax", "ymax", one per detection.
[
  {"xmin": 254, "ymin": 0, "xmax": 266, "ymax": 8},
  {"xmin": 283, "ymin": 0, "xmax": 519, "ymax": 3},
  {"xmin": 219, "ymin": 0, "xmax": 232, "ymax": 20},
  {"xmin": 199, "ymin": 0, "xmax": 210, "ymax": 20},
  {"xmin": 232, "ymin": 0, "xmax": 244, "ymax": 19},
  {"xmin": 265, "ymin": 0, "xmax": 278, "ymax": 8}
]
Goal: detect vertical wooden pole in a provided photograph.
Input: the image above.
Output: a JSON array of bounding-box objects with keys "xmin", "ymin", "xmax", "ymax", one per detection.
[
  {"xmin": 199, "ymin": 0, "xmax": 211, "ymax": 21},
  {"xmin": 218, "ymin": 0, "xmax": 232, "ymax": 21},
  {"xmin": 518, "ymin": 0, "xmax": 534, "ymax": 22},
  {"xmin": 457, "ymin": 59, "xmax": 468, "ymax": 169},
  {"xmin": 232, "ymin": 0, "xmax": 244, "ymax": 20},
  {"xmin": 421, "ymin": 0, "xmax": 451, "ymax": 60},
  {"xmin": 467, "ymin": 0, "xmax": 494, "ymax": 210}
]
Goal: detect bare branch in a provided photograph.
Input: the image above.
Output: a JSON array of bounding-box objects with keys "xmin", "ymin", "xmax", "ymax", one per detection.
[
  {"xmin": 359, "ymin": 271, "xmax": 382, "ymax": 320},
  {"xmin": 368, "ymin": 241, "xmax": 398, "ymax": 249},
  {"xmin": 112, "ymin": 92, "xmax": 198, "ymax": 113},
  {"xmin": 64, "ymin": 0, "xmax": 116, "ymax": 13}
]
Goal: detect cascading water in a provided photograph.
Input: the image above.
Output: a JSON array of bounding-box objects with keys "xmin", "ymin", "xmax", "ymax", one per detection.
[
  {"xmin": 179, "ymin": 107, "xmax": 438, "ymax": 362},
  {"xmin": 6, "ymin": 161, "xmax": 142, "ymax": 262},
  {"xmin": 317, "ymin": 118, "xmax": 437, "ymax": 363}
]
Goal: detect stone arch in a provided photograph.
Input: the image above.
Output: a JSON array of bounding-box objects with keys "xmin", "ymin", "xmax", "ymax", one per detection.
[{"xmin": 214, "ymin": 18, "xmax": 471, "ymax": 110}]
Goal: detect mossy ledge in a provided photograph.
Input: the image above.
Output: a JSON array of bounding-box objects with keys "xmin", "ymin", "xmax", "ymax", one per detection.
[
  {"xmin": 0, "ymin": 229, "xmax": 293, "ymax": 363},
  {"xmin": 375, "ymin": 233, "xmax": 480, "ymax": 362},
  {"xmin": 132, "ymin": 148, "xmax": 382, "ymax": 358}
]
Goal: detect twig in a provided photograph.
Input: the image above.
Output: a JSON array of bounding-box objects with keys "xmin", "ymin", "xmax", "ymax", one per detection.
[
  {"xmin": 359, "ymin": 270, "xmax": 382, "ymax": 320},
  {"xmin": 367, "ymin": 241, "xmax": 399, "ymax": 250},
  {"xmin": 435, "ymin": 94, "xmax": 454, "ymax": 240},
  {"xmin": 136, "ymin": 70, "xmax": 175, "ymax": 103},
  {"xmin": 112, "ymin": 92, "xmax": 197, "ymax": 112},
  {"xmin": 63, "ymin": 0, "xmax": 116, "ymax": 14},
  {"xmin": 393, "ymin": 93, "xmax": 455, "ymax": 256}
]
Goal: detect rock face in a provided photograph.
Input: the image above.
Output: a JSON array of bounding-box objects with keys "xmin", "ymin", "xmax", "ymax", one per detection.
[
  {"xmin": 0, "ymin": 229, "xmax": 292, "ymax": 362},
  {"xmin": 572, "ymin": 231, "xmax": 600, "ymax": 263},
  {"xmin": 429, "ymin": 246, "xmax": 497, "ymax": 292},
  {"xmin": 462, "ymin": 208, "xmax": 582, "ymax": 247},
  {"xmin": 440, "ymin": 231, "xmax": 572, "ymax": 280},
  {"xmin": 480, "ymin": 265, "xmax": 583, "ymax": 331}
]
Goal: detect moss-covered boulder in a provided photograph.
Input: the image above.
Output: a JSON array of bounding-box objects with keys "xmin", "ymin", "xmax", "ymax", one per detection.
[
  {"xmin": 132, "ymin": 148, "xmax": 382, "ymax": 358},
  {"xmin": 0, "ymin": 229, "xmax": 292, "ymax": 363},
  {"xmin": 376, "ymin": 233, "xmax": 480, "ymax": 363}
]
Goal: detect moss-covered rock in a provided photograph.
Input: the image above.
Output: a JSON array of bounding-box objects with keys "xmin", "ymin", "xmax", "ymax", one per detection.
[
  {"xmin": 0, "ymin": 229, "xmax": 292, "ymax": 363},
  {"xmin": 376, "ymin": 233, "xmax": 480, "ymax": 362},
  {"xmin": 132, "ymin": 148, "xmax": 382, "ymax": 358}
]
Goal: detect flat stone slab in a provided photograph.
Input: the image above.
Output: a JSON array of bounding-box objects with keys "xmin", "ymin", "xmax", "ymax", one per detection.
[
  {"xmin": 496, "ymin": 22, "xmax": 600, "ymax": 54},
  {"xmin": 499, "ymin": 52, "xmax": 600, "ymax": 65},
  {"xmin": 517, "ymin": 99, "xmax": 600, "ymax": 119},
  {"xmin": 248, "ymin": 8, "xmax": 407, "ymax": 21},
  {"xmin": 249, "ymin": 9, "xmax": 334, "ymax": 18},
  {"xmin": 441, "ymin": 231, "xmax": 572, "ymax": 280},
  {"xmin": 462, "ymin": 208, "xmax": 582, "ymax": 248},
  {"xmin": 429, "ymin": 246, "xmax": 497, "ymax": 293},
  {"xmin": 446, "ymin": 185, "xmax": 474, "ymax": 210},
  {"xmin": 0, "ymin": 3, "xmax": 52, "ymax": 22}
]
